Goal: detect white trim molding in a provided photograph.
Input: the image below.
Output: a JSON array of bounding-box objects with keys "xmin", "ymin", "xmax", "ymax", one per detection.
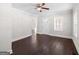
[{"xmin": 12, "ymin": 34, "xmax": 32, "ymax": 42}]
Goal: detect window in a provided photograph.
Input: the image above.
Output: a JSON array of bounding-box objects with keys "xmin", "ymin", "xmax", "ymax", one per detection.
[{"xmin": 54, "ymin": 15, "xmax": 63, "ymax": 31}]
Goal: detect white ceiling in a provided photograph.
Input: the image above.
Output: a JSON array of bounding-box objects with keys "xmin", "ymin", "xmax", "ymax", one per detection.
[{"xmin": 12, "ymin": 3, "xmax": 74, "ymax": 15}]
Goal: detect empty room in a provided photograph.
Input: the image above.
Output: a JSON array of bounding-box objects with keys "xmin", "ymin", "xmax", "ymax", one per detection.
[{"xmin": 0, "ymin": 3, "xmax": 79, "ymax": 55}]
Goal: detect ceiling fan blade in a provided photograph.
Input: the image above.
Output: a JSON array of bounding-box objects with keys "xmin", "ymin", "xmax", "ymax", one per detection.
[
  {"xmin": 36, "ymin": 3, "xmax": 45, "ymax": 8},
  {"xmin": 36, "ymin": 5, "xmax": 41, "ymax": 8},
  {"xmin": 42, "ymin": 3, "xmax": 45, "ymax": 6},
  {"xmin": 42, "ymin": 7, "xmax": 49, "ymax": 10},
  {"xmin": 36, "ymin": 4, "xmax": 41, "ymax": 7}
]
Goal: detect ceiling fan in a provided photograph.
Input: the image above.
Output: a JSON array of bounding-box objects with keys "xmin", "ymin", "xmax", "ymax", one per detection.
[{"xmin": 36, "ymin": 3, "xmax": 49, "ymax": 12}]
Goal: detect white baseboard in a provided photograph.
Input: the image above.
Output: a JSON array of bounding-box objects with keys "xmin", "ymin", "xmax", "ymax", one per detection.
[
  {"xmin": 0, "ymin": 50, "xmax": 13, "ymax": 55},
  {"xmin": 12, "ymin": 34, "xmax": 32, "ymax": 42},
  {"xmin": 37, "ymin": 32, "xmax": 72, "ymax": 39},
  {"xmin": 51, "ymin": 34, "xmax": 72, "ymax": 39},
  {"xmin": 12, "ymin": 33, "xmax": 72, "ymax": 43}
]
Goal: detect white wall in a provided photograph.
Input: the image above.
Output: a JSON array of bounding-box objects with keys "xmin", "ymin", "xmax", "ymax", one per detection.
[
  {"xmin": 0, "ymin": 4, "xmax": 12, "ymax": 52},
  {"xmin": 77, "ymin": 8, "xmax": 79, "ymax": 54},
  {"xmin": 12, "ymin": 7, "xmax": 37, "ymax": 41},
  {"xmin": 37, "ymin": 10, "xmax": 73, "ymax": 38},
  {"xmin": 77, "ymin": 7, "xmax": 79, "ymax": 42},
  {"xmin": 0, "ymin": 3, "xmax": 36, "ymax": 52},
  {"xmin": 73, "ymin": 4, "xmax": 79, "ymax": 54}
]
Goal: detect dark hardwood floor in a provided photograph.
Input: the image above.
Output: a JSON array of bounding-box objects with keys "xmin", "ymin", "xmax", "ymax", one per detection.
[{"xmin": 12, "ymin": 34, "xmax": 78, "ymax": 55}]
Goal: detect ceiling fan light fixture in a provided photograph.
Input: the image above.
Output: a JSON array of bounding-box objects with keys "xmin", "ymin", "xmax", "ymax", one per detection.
[{"xmin": 37, "ymin": 7, "xmax": 41, "ymax": 11}]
